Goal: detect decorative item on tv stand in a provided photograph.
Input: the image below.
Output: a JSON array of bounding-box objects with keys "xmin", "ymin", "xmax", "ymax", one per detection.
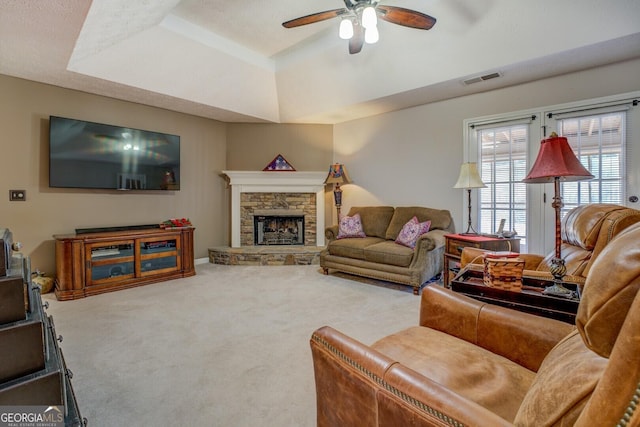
[
  {"xmin": 160, "ymin": 218, "xmax": 193, "ymax": 229},
  {"xmin": 324, "ymin": 164, "xmax": 351, "ymax": 219},
  {"xmin": 523, "ymin": 132, "xmax": 594, "ymax": 297},
  {"xmin": 453, "ymin": 162, "xmax": 486, "ymax": 235}
]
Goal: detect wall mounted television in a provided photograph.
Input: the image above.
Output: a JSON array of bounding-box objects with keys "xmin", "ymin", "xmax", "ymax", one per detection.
[{"xmin": 49, "ymin": 116, "xmax": 180, "ymax": 191}]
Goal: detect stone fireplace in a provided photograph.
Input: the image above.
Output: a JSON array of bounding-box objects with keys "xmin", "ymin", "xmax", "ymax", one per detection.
[{"xmin": 221, "ymin": 171, "xmax": 327, "ymax": 248}]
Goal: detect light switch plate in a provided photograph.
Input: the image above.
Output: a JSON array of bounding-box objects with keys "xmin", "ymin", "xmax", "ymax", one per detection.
[{"xmin": 9, "ymin": 190, "xmax": 26, "ymax": 201}]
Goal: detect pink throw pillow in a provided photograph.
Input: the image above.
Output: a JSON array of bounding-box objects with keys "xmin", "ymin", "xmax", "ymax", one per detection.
[
  {"xmin": 395, "ymin": 216, "xmax": 431, "ymax": 249},
  {"xmin": 337, "ymin": 213, "xmax": 367, "ymax": 239}
]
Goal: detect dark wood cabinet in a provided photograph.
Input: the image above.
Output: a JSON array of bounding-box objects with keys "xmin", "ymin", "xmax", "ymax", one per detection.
[{"xmin": 54, "ymin": 227, "xmax": 195, "ymax": 300}]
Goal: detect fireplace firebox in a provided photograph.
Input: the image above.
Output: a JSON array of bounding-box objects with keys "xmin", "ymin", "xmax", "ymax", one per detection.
[{"xmin": 254, "ymin": 215, "xmax": 304, "ymax": 246}]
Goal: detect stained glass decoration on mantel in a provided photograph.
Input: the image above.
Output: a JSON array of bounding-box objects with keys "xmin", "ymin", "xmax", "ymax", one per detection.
[{"xmin": 263, "ymin": 154, "xmax": 296, "ymax": 171}]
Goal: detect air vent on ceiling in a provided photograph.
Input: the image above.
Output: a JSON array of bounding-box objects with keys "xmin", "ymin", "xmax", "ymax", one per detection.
[{"xmin": 463, "ymin": 72, "xmax": 502, "ymax": 85}]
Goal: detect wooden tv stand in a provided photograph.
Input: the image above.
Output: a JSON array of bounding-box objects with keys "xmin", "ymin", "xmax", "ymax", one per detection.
[{"xmin": 54, "ymin": 227, "xmax": 195, "ymax": 300}]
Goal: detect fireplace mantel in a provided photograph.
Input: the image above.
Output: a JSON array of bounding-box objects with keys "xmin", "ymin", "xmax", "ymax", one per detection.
[{"xmin": 223, "ymin": 171, "xmax": 327, "ymax": 248}]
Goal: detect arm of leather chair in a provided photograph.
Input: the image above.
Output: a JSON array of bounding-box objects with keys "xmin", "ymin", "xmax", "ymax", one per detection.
[
  {"xmin": 419, "ymin": 286, "xmax": 575, "ymax": 372},
  {"xmin": 310, "ymin": 326, "xmax": 513, "ymax": 427},
  {"xmin": 460, "ymin": 247, "xmax": 545, "ymax": 271},
  {"xmin": 517, "ymin": 253, "xmax": 547, "ymax": 270},
  {"xmin": 460, "ymin": 246, "xmax": 487, "ymax": 267}
]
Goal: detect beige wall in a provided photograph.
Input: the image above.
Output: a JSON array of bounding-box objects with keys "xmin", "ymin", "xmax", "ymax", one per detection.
[
  {"xmin": 225, "ymin": 122, "xmax": 334, "ymax": 224},
  {"xmin": 226, "ymin": 123, "xmax": 332, "ymax": 171},
  {"xmin": 333, "ymin": 58, "xmax": 640, "ymax": 230},
  {"xmin": 0, "ymin": 75, "xmax": 228, "ymax": 274}
]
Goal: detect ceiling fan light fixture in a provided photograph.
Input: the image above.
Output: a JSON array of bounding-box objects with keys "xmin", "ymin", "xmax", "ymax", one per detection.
[
  {"xmin": 364, "ymin": 26, "xmax": 379, "ymax": 44},
  {"xmin": 282, "ymin": 2, "xmax": 436, "ymax": 55},
  {"xmin": 361, "ymin": 6, "xmax": 377, "ymax": 29},
  {"xmin": 339, "ymin": 18, "xmax": 354, "ymax": 39}
]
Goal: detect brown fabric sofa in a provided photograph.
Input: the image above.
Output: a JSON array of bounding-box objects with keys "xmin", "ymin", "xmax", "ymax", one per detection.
[
  {"xmin": 320, "ymin": 206, "xmax": 455, "ymax": 294},
  {"xmin": 311, "ymin": 221, "xmax": 640, "ymax": 426},
  {"xmin": 460, "ymin": 203, "xmax": 640, "ymax": 284}
]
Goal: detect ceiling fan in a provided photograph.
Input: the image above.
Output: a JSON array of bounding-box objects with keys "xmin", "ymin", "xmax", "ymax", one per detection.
[{"xmin": 282, "ymin": 0, "xmax": 436, "ymax": 54}]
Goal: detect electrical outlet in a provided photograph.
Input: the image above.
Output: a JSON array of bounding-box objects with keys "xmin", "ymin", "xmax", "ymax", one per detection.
[{"xmin": 9, "ymin": 190, "xmax": 26, "ymax": 201}]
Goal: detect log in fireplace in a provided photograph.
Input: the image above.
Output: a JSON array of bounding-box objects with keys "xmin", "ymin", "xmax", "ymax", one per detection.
[{"xmin": 254, "ymin": 215, "xmax": 305, "ymax": 246}]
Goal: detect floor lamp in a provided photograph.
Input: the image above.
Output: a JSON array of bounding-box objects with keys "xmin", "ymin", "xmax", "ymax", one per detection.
[
  {"xmin": 454, "ymin": 162, "xmax": 486, "ymax": 235},
  {"xmin": 523, "ymin": 133, "xmax": 593, "ymax": 296},
  {"xmin": 324, "ymin": 164, "xmax": 351, "ymax": 220}
]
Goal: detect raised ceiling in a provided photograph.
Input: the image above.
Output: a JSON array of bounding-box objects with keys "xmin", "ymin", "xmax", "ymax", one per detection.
[{"xmin": 1, "ymin": 0, "xmax": 639, "ymax": 124}]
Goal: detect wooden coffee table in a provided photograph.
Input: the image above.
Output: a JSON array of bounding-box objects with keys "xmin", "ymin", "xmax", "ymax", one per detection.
[{"xmin": 450, "ymin": 266, "xmax": 580, "ymax": 323}]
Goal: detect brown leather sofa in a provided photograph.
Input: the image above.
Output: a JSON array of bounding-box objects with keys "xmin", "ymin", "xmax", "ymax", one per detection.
[
  {"xmin": 310, "ymin": 221, "xmax": 640, "ymax": 426},
  {"xmin": 460, "ymin": 203, "xmax": 640, "ymax": 284},
  {"xmin": 320, "ymin": 206, "xmax": 455, "ymax": 294}
]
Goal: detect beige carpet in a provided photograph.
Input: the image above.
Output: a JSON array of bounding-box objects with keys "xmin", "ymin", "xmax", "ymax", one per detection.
[{"xmin": 43, "ymin": 264, "xmax": 421, "ymax": 427}]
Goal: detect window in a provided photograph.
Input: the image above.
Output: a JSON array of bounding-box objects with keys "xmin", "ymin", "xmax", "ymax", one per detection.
[
  {"xmin": 555, "ymin": 111, "xmax": 626, "ymax": 216},
  {"xmin": 466, "ymin": 92, "xmax": 638, "ymax": 255},
  {"xmin": 477, "ymin": 124, "xmax": 529, "ymax": 248}
]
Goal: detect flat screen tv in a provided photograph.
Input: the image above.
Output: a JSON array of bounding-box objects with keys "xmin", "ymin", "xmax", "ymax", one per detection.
[{"xmin": 49, "ymin": 116, "xmax": 180, "ymax": 191}]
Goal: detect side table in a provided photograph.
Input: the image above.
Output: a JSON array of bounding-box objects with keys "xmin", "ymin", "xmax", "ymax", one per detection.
[
  {"xmin": 443, "ymin": 233, "xmax": 520, "ymax": 287},
  {"xmin": 450, "ymin": 266, "xmax": 580, "ymax": 323}
]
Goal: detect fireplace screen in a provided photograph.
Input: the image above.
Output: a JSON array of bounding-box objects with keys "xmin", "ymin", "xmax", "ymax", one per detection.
[{"xmin": 254, "ymin": 215, "xmax": 304, "ymax": 246}]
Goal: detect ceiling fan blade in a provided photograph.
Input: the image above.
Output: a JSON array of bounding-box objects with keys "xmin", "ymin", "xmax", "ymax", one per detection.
[
  {"xmin": 376, "ymin": 5, "xmax": 436, "ymax": 30},
  {"xmin": 349, "ymin": 22, "xmax": 364, "ymax": 54},
  {"xmin": 282, "ymin": 9, "xmax": 349, "ymax": 28}
]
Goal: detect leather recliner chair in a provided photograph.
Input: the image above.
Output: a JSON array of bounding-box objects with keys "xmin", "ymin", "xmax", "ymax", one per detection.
[
  {"xmin": 460, "ymin": 203, "xmax": 640, "ymax": 284},
  {"xmin": 310, "ymin": 221, "xmax": 640, "ymax": 426}
]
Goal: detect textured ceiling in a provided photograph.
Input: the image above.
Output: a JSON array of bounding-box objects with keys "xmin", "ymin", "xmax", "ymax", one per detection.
[{"xmin": 1, "ymin": 0, "xmax": 640, "ymax": 124}]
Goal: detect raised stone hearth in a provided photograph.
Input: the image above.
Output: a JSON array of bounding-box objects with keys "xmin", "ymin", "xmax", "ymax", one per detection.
[{"xmin": 209, "ymin": 245, "xmax": 322, "ymax": 265}]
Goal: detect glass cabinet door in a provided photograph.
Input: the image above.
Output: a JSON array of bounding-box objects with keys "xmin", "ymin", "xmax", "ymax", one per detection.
[
  {"xmin": 138, "ymin": 236, "xmax": 181, "ymax": 276},
  {"xmin": 87, "ymin": 240, "xmax": 135, "ymax": 285}
]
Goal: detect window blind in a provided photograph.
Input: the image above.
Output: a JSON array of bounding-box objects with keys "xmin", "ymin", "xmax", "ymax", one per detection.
[{"xmin": 556, "ymin": 111, "xmax": 626, "ymax": 213}]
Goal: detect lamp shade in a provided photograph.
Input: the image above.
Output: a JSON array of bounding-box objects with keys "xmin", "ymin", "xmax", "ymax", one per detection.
[
  {"xmin": 453, "ymin": 162, "xmax": 486, "ymax": 189},
  {"xmin": 324, "ymin": 164, "xmax": 351, "ymax": 185},
  {"xmin": 523, "ymin": 135, "xmax": 594, "ymax": 183}
]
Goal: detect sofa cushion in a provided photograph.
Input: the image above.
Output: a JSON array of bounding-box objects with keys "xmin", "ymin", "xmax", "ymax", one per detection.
[
  {"xmin": 372, "ymin": 326, "xmax": 535, "ymax": 423},
  {"xmin": 347, "ymin": 206, "xmax": 395, "ymax": 239},
  {"xmin": 363, "ymin": 241, "xmax": 415, "ymax": 267},
  {"xmin": 327, "ymin": 236, "xmax": 385, "ymax": 260},
  {"xmin": 386, "ymin": 207, "xmax": 452, "ymax": 240},
  {"xmin": 395, "ymin": 216, "xmax": 431, "ymax": 249},
  {"xmin": 337, "ymin": 213, "xmax": 366, "ymax": 239}
]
